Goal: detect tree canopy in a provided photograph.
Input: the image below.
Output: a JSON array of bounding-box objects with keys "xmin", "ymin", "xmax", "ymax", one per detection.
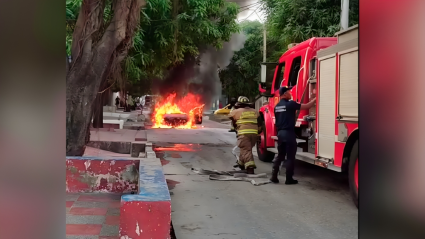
[
  {"xmin": 218, "ymin": 0, "xmax": 359, "ymax": 99},
  {"xmin": 261, "ymin": 0, "xmax": 359, "ymax": 58},
  {"xmin": 66, "ymin": 0, "xmax": 240, "ymax": 96},
  {"xmin": 219, "ymin": 21, "xmax": 273, "ymax": 100}
]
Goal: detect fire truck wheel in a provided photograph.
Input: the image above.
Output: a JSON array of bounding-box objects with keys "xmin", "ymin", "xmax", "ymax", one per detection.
[
  {"xmin": 348, "ymin": 140, "xmax": 359, "ymax": 208},
  {"xmin": 256, "ymin": 120, "xmax": 275, "ymax": 162}
]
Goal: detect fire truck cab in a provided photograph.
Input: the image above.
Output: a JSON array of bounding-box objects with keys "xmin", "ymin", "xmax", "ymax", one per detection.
[{"xmin": 257, "ymin": 25, "xmax": 358, "ymax": 207}]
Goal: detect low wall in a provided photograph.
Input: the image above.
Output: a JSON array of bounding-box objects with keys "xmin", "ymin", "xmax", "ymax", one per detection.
[
  {"xmin": 90, "ymin": 119, "xmax": 124, "ymax": 129},
  {"xmin": 119, "ymin": 150, "xmax": 171, "ymax": 238},
  {"xmin": 86, "ymin": 141, "xmax": 132, "ymax": 154},
  {"xmin": 103, "ymin": 112, "xmax": 132, "ymax": 119},
  {"xmin": 66, "ymin": 142, "xmax": 172, "ymax": 239},
  {"xmin": 103, "ymin": 105, "xmax": 117, "ymax": 113},
  {"xmin": 66, "ymin": 156, "xmax": 139, "ymax": 193}
]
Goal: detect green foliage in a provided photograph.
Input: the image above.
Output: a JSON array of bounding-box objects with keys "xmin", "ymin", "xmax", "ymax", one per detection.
[
  {"xmin": 66, "ymin": 0, "xmax": 239, "ymax": 96},
  {"xmin": 66, "ymin": 0, "xmax": 115, "ymax": 56},
  {"xmin": 219, "ymin": 21, "xmax": 277, "ymax": 100},
  {"xmin": 261, "ymin": 0, "xmax": 359, "ymax": 59},
  {"xmin": 124, "ymin": 0, "xmax": 240, "ymax": 86},
  {"xmin": 219, "ymin": 0, "xmax": 359, "ymax": 99},
  {"xmin": 66, "ymin": 0, "xmax": 81, "ymax": 55}
]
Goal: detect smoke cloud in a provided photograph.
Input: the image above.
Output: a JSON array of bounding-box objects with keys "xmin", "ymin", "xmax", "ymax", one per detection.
[{"xmin": 152, "ymin": 33, "xmax": 247, "ymax": 108}]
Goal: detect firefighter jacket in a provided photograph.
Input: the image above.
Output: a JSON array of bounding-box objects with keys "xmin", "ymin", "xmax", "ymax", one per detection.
[{"xmin": 228, "ymin": 107, "xmax": 259, "ymax": 135}]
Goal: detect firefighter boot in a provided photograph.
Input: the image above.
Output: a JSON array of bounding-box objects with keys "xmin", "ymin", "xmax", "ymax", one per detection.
[
  {"xmin": 234, "ymin": 164, "xmax": 245, "ymax": 170},
  {"xmin": 246, "ymin": 167, "xmax": 255, "ymax": 174},
  {"xmin": 270, "ymin": 167, "xmax": 279, "ymax": 183},
  {"xmin": 285, "ymin": 175, "xmax": 298, "ymax": 185}
]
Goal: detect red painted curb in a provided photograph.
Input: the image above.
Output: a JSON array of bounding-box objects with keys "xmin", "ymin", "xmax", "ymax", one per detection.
[{"xmin": 120, "ymin": 201, "xmax": 171, "ymax": 239}]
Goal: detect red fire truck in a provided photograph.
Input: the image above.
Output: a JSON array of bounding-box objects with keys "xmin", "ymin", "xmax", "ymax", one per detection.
[{"xmin": 257, "ymin": 25, "xmax": 358, "ymax": 207}]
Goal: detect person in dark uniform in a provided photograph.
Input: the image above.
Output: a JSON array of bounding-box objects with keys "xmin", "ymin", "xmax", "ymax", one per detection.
[
  {"xmin": 270, "ymin": 86, "xmax": 316, "ymax": 184},
  {"xmin": 115, "ymin": 96, "xmax": 120, "ymax": 109}
]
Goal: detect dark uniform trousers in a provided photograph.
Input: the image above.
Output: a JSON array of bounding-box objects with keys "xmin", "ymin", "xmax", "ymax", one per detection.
[{"xmin": 273, "ymin": 130, "xmax": 297, "ymax": 178}]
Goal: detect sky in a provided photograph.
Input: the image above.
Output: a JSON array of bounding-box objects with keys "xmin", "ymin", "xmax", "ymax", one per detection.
[{"xmin": 227, "ymin": 0, "xmax": 266, "ymax": 23}]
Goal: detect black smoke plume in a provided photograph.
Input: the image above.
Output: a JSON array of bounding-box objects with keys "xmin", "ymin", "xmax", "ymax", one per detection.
[{"xmin": 152, "ymin": 33, "xmax": 247, "ymax": 108}]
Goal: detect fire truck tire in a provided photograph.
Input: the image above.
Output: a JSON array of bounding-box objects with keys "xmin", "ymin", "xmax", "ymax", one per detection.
[
  {"xmin": 348, "ymin": 140, "xmax": 359, "ymax": 208},
  {"xmin": 256, "ymin": 121, "xmax": 275, "ymax": 162}
]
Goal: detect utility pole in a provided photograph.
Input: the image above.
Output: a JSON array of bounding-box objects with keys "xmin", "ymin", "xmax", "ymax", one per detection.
[
  {"xmin": 341, "ymin": 0, "xmax": 349, "ymax": 30},
  {"xmin": 263, "ymin": 24, "xmax": 266, "ymax": 62},
  {"xmin": 261, "ymin": 23, "xmax": 267, "ymax": 83}
]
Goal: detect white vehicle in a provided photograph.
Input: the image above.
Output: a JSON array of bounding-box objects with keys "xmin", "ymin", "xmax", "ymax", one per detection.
[{"xmin": 140, "ymin": 95, "xmax": 159, "ymax": 108}]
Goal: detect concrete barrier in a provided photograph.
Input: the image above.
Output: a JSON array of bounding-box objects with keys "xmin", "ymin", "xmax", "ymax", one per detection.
[
  {"xmin": 86, "ymin": 141, "xmax": 132, "ymax": 154},
  {"xmin": 124, "ymin": 122, "xmax": 145, "ymax": 130},
  {"xmin": 131, "ymin": 141, "xmax": 146, "ymax": 158},
  {"xmin": 66, "ymin": 156, "xmax": 139, "ymax": 193},
  {"xmin": 104, "ymin": 119, "xmax": 124, "ymax": 129},
  {"xmin": 119, "ymin": 143, "xmax": 171, "ymax": 239},
  {"xmin": 120, "ymin": 157, "xmax": 171, "ymax": 239},
  {"xmin": 91, "ymin": 118, "xmax": 124, "ymax": 129},
  {"xmin": 103, "ymin": 106, "xmax": 117, "ymax": 113},
  {"xmin": 135, "ymin": 130, "xmax": 147, "ymax": 141},
  {"xmin": 66, "ymin": 142, "xmax": 172, "ymax": 238},
  {"xmin": 103, "ymin": 112, "xmax": 132, "ymax": 119}
]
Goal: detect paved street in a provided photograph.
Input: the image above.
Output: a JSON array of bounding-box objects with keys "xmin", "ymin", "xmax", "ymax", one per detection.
[{"xmin": 148, "ymin": 119, "xmax": 358, "ymax": 239}]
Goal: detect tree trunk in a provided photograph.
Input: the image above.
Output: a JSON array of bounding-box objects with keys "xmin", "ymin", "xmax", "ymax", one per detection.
[
  {"xmin": 93, "ymin": 81, "xmax": 111, "ymax": 128},
  {"xmin": 92, "ymin": 95, "xmax": 103, "ymax": 128},
  {"xmin": 66, "ymin": 0, "xmax": 145, "ymax": 156}
]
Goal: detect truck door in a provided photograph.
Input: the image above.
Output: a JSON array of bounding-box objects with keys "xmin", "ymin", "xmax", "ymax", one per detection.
[{"xmin": 317, "ymin": 55, "xmax": 337, "ymax": 160}]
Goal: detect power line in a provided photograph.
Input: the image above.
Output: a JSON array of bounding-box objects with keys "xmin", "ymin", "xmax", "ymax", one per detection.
[
  {"xmin": 237, "ymin": 4, "xmax": 263, "ymax": 23},
  {"xmin": 239, "ymin": 2, "xmax": 260, "ymax": 9}
]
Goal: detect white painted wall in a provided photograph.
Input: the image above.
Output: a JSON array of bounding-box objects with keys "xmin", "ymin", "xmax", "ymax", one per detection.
[{"xmin": 111, "ymin": 92, "xmax": 120, "ymax": 106}]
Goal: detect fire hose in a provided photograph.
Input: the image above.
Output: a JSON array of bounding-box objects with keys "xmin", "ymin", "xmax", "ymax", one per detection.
[{"xmin": 191, "ymin": 168, "xmax": 271, "ymax": 186}]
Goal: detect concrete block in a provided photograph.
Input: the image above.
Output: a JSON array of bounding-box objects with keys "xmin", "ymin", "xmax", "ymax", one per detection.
[
  {"xmin": 66, "ymin": 157, "xmax": 139, "ymax": 193},
  {"xmin": 87, "ymin": 141, "xmax": 131, "ymax": 154},
  {"xmin": 146, "ymin": 151, "xmax": 156, "ymax": 158},
  {"xmin": 123, "ymin": 122, "xmax": 145, "ymax": 130},
  {"xmin": 103, "ymin": 119, "xmax": 124, "ymax": 129},
  {"xmin": 131, "ymin": 141, "xmax": 146, "ymax": 158},
  {"xmin": 135, "ymin": 130, "xmax": 147, "ymax": 142},
  {"xmin": 119, "ymin": 201, "xmax": 171, "ymax": 239},
  {"xmin": 137, "ymin": 114, "xmax": 146, "ymax": 122},
  {"xmin": 102, "ymin": 123, "xmax": 120, "ymax": 129},
  {"xmin": 119, "ymin": 158, "xmax": 171, "ymax": 239}
]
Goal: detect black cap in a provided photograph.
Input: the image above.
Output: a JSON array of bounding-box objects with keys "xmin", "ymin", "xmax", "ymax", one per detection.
[{"xmin": 279, "ymin": 86, "xmax": 293, "ymax": 95}]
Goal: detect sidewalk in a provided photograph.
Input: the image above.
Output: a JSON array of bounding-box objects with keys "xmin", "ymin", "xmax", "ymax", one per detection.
[
  {"xmin": 66, "ymin": 109, "xmax": 172, "ymax": 238},
  {"xmin": 66, "ymin": 193, "xmax": 121, "ymax": 238}
]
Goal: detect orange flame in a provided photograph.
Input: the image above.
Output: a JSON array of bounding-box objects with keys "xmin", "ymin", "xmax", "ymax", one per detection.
[{"xmin": 152, "ymin": 93, "xmax": 205, "ymax": 129}]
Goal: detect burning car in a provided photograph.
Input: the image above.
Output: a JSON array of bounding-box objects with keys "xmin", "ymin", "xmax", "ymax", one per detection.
[
  {"xmin": 163, "ymin": 110, "xmax": 202, "ymax": 127},
  {"xmin": 152, "ymin": 93, "xmax": 204, "ymax": 128}
]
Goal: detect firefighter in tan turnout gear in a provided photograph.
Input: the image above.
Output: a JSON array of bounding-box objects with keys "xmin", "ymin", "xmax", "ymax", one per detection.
[{"xmin": 228, "ymin": 96, "xmax": 262, "ymax": 174}]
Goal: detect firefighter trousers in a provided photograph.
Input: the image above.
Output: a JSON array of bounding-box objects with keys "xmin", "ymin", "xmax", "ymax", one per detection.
[
  {"xmin": 273, "ymin": 130, "xmax": 297, "ymax": 179},
  {"xmin": 236, "ymin": 134, "xmax": 257, "ymax": 169}
]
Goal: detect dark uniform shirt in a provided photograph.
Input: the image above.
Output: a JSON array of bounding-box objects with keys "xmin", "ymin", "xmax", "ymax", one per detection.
[{"xmin": 274, "ymin": 99, "xmax": 301, "ymax": 133}]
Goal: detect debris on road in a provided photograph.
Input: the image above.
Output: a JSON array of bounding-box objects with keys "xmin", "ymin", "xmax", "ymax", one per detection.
[{"xmin": 191, "ymin": 168, "xmax": 271, "ymax": 186}]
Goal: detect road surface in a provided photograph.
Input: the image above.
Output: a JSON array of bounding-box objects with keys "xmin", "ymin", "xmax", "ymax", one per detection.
[{"xmin": 147, "ymin": 119, "xmax": 358, "ymax": 239}]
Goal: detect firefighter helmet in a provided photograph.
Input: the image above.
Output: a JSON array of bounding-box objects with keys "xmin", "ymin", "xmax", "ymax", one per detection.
[{"xmin": 238, "ymin": 96, "xmax": 249, "ymax": 103}]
